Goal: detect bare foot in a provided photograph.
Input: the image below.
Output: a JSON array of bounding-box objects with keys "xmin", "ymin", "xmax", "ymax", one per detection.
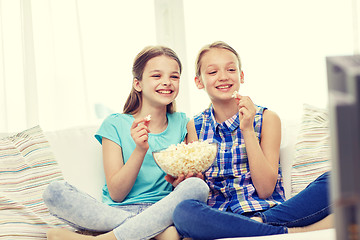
[
  {"xmin": 47, "ymin": 228, "xmax": 92, "ymax": 240},
  {"xmin": 288, "ymin": 214, "xmax": 334, "ymax": 234},
  {"xmin": 250, "ymin": 216, "xmax": 263, "ymax": 223}
]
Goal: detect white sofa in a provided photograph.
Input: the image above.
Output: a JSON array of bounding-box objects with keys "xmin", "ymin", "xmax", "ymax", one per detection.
[
  {"xmin": 42, "ymin": 111, "xmax": 334, "ymax": 239},
  {"xmin": 0, "ymin": 106, "xmax": 335, "ymax": 239},
  {"xmin": 43, "ymin": 119, "xmax": 298, "ymax": 204}
]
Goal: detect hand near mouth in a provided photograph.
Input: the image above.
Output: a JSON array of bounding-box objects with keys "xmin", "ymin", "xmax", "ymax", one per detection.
[
  {"xmin": 233, "ymin": 92, "xmax": 256, "ymax": 131},
  {"xmin": 131, "ymin": 117, "xmax": 151, "ymax": 152}
]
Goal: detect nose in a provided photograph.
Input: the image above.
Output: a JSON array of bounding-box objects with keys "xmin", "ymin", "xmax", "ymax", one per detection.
[
  {"xmin": 161, "ymin": 77, "xmax": 171, "ymax": 86},
  {"xmin": 219, "ymin": 70, "xmax": 228, "ymax": 81}
]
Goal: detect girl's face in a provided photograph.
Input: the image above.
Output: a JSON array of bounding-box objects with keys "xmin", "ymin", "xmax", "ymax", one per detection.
[
  {"xmin": 196, "ymin": 48, "xmax": 243, "ymax": 102},
  {"xmin": 134, "ymin": 55, "xmax": 180, "ymax": 109}
]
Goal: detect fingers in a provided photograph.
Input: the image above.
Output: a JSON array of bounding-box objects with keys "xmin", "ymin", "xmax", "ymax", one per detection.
[
  {"xmin": 236, "ymin": 95, "xmax": 252, "ymax": 108},
  {"xmin": 165, "ymin": 172, "xmax": 205, "ymax": 188},
  {"xmin": 237, "ymin": 97, "xmax": 255, "ymax": 119},
  {"xmin": 239, "ymin": 105, "xmax": 251, "ymax": 118},
  {"xmin": 164, "ymin": 174, "xmax": 176, "ymax": 185},
  {"xmin": 185, "ymin": 172, "xmax": 204, "ymax": 180},
  {"xmin": 185, "ymin": 172, "xmax": 195, "ymax": 178},
  {"xmin": 235, "ymin": 95, "xmax": 256, "ymax": 130},
  {"xmin": 195, "ymin": 172, "xmax": 205, "ymax": 180},
  {"xmin": 170, "ymin": 174, "xmax": 185, "ymax": 188},
  {"xmin": 131, "ymin": 117, "xmax": 150, "ymax": 129},
  {"xmin": 234, "ymin": 94, "xmax": 252, "ymax": 109},
  {"xmin": 131, "ymin": 124, "xmax": 149, "ymax": 141},
  {"xmin": 131, "ymin": 117, "xmax": 151, "ymax": 148}
]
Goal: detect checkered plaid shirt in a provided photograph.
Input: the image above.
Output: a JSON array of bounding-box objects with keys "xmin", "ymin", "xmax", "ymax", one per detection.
[{"xmin": 194, "ymin": 105, "xmax": 285, "ymax": 214}]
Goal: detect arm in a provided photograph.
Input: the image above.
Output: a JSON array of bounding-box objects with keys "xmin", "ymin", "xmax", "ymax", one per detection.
[
  {"xmin": 244, "ymin": 109, "xmax": 281, "ymax": 199},
  {"xmin": 237, "ymin": 96, "xmax": 281, "ymax": 199},
  {"xmin": 185, "ymin": 119, "xmax": 199, "ymax": 143},
  {"xmin": 103, "ymin": 118, "xmax": 150, "ymax": 202}
]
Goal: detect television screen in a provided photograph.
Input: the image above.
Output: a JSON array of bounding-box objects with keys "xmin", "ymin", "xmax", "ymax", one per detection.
[{"xmin": 326, "ymin": 55, "xmax": 360, "ymax": 240}]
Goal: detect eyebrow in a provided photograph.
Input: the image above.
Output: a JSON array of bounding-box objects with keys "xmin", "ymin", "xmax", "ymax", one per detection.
[
  {"xmin": 205, "ymin": 62, "xmax": 237, "ymax": 69},
  {"xmin": 149, "ymin": 70, "xmax": 180, "ymax": 74}
]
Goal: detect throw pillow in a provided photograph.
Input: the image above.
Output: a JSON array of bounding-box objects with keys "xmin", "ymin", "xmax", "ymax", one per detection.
[
  {"xmin": 0, "ymin": 125, "xmax": 72, "ymax": 239},
  {"xmin": 291, "ymin": 104, "xmax": 331, "ymax": 197}
]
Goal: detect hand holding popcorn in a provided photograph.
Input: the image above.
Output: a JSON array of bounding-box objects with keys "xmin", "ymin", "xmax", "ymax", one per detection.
[
  {"xmin": 232, "ymin": 91, "xmax": 256, "ymax": 131},
  {"xmin": 130, "ymin": 116, "xmax": 151, "ymax": 152}
]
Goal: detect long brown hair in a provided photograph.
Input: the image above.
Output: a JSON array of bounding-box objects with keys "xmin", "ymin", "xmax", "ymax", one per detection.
[
  {"xmin": 195, "ymin": 41, "xmax": 241, "ymax": 78},
  {"xmin": 123, "ymin": 46, "xmax": 182, "ymax": 115}
]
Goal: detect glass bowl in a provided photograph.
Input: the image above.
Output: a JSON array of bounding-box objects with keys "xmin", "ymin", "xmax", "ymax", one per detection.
[{"xmin": 152, "ymin": 141, "xmax": 218, "ymax": 177}]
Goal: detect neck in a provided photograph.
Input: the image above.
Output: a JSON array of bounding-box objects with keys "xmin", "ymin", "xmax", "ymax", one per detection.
[
  {"xmin": 211, "ymin": 99, "xmax": 238, "ymax": 123},
  {"xmin": 134, "ymin": 105, "xmax": 168, "ymax": 134}
]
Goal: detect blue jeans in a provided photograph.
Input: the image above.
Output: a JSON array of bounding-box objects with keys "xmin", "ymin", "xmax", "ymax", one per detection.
[
  {"xmin": 173, "ymin": 172, "xmax": 331, "ymax": 239},
  {"xmin": 43, "ymin": 177, "xmax": 209, "ymax": 240}
]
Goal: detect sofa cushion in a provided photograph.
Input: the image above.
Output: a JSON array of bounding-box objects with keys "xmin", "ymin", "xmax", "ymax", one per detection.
[
  {"xmin": 279, "ymin": 116, "xmax": 301, "ymax": 200},
  {"xmin": 0, "ymin": 126, "xmax": 72, "ymax": 239},
  {"xmin": 291, "ymin": 104, "xmax": 331, "ymax": 197},
  {"xmin": 44, "ymin": 125, "xmax": 104, "ymax": 201}
]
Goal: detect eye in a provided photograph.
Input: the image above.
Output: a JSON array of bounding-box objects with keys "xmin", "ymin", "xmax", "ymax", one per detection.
[
  {"xmin": 228, "ymin": 68, "xmax": 236, "ymax": 72},
  {"xmin": 151, "ymin": 74, "xmax": 161, "ymax": 79},
  {"xmin": 208, "ymin": 70, "xmax": 217, "ymax": 75},
  {"xmin": 171, "ymin": 75, "xmax": 180, "ymax": 80}
]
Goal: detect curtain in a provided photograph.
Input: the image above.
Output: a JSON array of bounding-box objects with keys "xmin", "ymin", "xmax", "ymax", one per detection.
[
  {"xmin": 1, "ymin": 0, "xmax": 358, "ymax": 132},
  {"xmin": 0, "ymin": 0, "xmax": 157, "ymax": 132}
]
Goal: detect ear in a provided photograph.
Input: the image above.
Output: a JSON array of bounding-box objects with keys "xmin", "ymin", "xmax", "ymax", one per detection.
[
  {"xmin": 195, "ymin": 76, "xmax": 205, "ymax": 89},
  {"xmin": 133, "ymin": 78, "xmax": 142, "ymax": 92},
  {"xmin": 240, "ymin": 71, "xmax": 244, "ymax": 84}
]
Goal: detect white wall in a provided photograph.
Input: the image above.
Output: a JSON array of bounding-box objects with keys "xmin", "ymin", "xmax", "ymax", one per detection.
[{"xmin": 181, "ymin": 0, "xmax": 356, "ymax": 121}]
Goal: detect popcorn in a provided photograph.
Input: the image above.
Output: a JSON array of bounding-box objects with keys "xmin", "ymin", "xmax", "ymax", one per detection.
[
  {"xmin": 231, "ymin": 91, "xmax": 238, "ymax": 98},
  {"xmin": 145, "ymin": 114, "xmax": 151, "ymax": 121},
  {"xmin": 153, "ymin": 141, "xmax": 217, "ymax": 177}
]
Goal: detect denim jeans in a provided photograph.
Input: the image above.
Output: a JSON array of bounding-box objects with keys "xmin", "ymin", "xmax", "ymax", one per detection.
[
  {"xmin": 173, "ymin": 172, "xmax": 331, "ymax": 239},
  {"xmin": 43, "ymin": 177, "xmax": 209, "ymax": 240}
]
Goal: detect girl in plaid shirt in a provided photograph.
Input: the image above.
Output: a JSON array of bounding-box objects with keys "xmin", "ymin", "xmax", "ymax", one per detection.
[{"xmin": 172, "ymin": 41, "xmax": 332, "ymax": 239}]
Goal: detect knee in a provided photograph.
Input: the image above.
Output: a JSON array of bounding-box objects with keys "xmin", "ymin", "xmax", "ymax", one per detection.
[
  {"xmin": 173, "ymin": 199, "xmax": 200, "ymax": 231},
  {"xmin": 321, "ymin": 171, "xmax": 330, "ymax": 182},
  {"xmin": 178, "ymin": 177, "xmax": 209, "ymax": 202},
  {"xmin": 42, "ymin": 180, "xmax": 67, "ymax": 208},
  {"xmin": 312, "ymin": 171, "xmax": 330, "ymax": 190}
]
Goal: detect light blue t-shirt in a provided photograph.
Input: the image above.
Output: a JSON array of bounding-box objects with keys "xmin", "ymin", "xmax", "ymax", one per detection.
[{"xmin": 95, "ymin": 112, "xmax": 189, "ymax": 206}]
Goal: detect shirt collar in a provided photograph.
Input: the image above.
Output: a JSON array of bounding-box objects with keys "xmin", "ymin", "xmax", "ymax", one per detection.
[{"xmin": 209, "ymin": 104, "xmax": 240, "ymax": 133}]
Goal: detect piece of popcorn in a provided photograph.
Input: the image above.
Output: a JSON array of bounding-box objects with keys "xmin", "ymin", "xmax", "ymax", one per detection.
[
  {"xmin": 145, "ymin": 114, "xmax": 151, "ymax": 121},
  {"xmin": 231, "ymin": 91, "xmax": 238, "ymax": 98}
]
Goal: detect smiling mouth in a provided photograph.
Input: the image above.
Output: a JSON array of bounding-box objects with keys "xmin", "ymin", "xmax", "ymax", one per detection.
[
  {"xmin": 157, "ymin": 90, "xmax": 173, "ymax": 94},
  {"xmin": 216, "ymin": 84, "xmax": 232, "ymax": 89}
]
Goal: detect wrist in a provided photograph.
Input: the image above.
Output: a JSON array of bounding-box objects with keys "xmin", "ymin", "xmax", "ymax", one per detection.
[
  {"xmin": 134, "ymin": 145, "xmax": 148, "ymax": 156},
  {"xmin": 241, "ymin": 128, "xmax": 255, "ymax": 136}
]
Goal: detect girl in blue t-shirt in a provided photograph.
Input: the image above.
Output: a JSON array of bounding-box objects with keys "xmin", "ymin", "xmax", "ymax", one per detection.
[{"xmin": 43, "ymin": 45, "xmax": 209, "ymax": 240}]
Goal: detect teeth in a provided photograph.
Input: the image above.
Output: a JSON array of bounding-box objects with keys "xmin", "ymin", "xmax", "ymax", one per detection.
[
  {"xmin": 158, "ymin": 90, "xmax": 172, "ymax": 94},
  {"xmin": 217, "ymin": 85, "xmax": 230, "ymax": 89}
]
